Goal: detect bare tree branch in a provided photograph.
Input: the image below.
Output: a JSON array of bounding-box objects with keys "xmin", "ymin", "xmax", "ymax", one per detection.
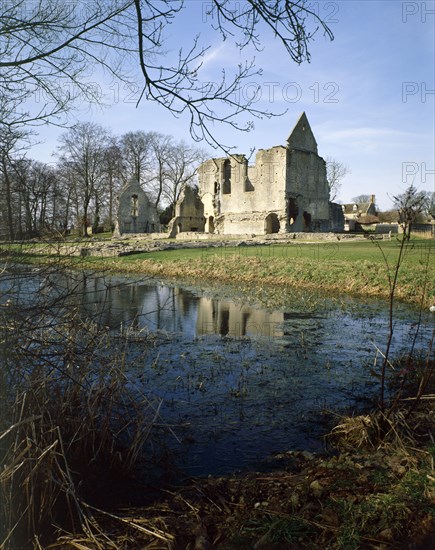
[
  {"xmin": 326, "ymin": 157, "xmax": 349, "ymax": 202},
  {"xmin": 1, "ymin": 0, "xmax": 333, "ymax": 149}
]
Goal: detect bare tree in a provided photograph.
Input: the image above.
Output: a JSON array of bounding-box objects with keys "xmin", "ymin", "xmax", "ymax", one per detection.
[
  {"xmin": 149, "ymin": 133, "xmax": 173, "ymax": 210},
  {"xmin": 326, "ymin": 157, "xmax": 349, "ymax": 202},
  {"xmin": 351, "ymin": 194, "xmax": 371, "ymax": 205},
  {"xmin": 57, "ymin": 123, "xmax": 111, "ymax": 237},
  {"xmin": 0, "ymin": 126, "xmax": 31, "ymax": 240},
  {"xmin": 103, "ymin": 139, "xmax": 124, "ymax": 230},
  {"xmin": 120, "ymin": 131, "xmax": 154, "ymax": 185},
  {"xmin": 10, "ymin": 159, "xmax": 58, "ymax": 237},
  {"xmin": 55, "ymin": 161, "xmax": 78, "ymax": 233},
  {"xmin": 1, "ymin": 1, "xmax": 333, "ymax": 149},
  {"xmin": 119, "ymin": 132, "xmax": 204, "ymax": 213},
  {"xmin": 393, "ymin": 186, "xmax": 431, "ymax": 240},
  {"xmin": 163, "ymin": 142, "xmax": 207, "ymax": 216}
]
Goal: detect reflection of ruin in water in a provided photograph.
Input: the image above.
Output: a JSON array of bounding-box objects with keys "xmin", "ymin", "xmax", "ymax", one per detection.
[
  {"xmin": 4, "ymin": 269, "xmax": 434, "ymax": 476},
  {"xmin": 196, "ymin": 297, "xmax": 284, "ymax": 338},
  {"xmin": 80, "ymin": 277, "xmax": 286, "ymax": 338}
]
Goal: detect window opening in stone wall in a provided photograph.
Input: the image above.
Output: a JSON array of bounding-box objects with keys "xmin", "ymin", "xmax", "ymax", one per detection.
[
  {"xmin": 131, "ymin": 194, "xmax": 138, "ymax": 217},
  {"xmin": 303, "ymin": 211, "xmax": 312, "ymax": 230},
  {"xmin": 287, "ymin": 198, "xmax": 299, "ymax": 225},
  {"xmin": 222, "ymin": 159, "xmax": 231, "ymax": 194},
  {"xmin": 208, "ymin": 216, "xmax": 215, "ymax": 233}
]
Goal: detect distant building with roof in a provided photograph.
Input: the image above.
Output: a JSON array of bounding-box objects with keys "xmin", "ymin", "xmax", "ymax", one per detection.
[{"xmin": 342, "ymin": 195, "xmax": 379, "ymax": 231}]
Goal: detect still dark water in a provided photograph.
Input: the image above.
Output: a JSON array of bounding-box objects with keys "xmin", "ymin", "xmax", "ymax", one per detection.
[{"xmin": 2, "ymin": 268, "xmax": 434, "ymax": 477}]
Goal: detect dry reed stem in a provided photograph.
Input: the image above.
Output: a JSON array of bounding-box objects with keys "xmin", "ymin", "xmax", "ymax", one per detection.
[
  {"xmin": 84, "ymin": 503, "xmax": 175, "ymax": 545},
  {"xmin": 1, "ymin": 336, "xmax": 167, "ymax": 548}
]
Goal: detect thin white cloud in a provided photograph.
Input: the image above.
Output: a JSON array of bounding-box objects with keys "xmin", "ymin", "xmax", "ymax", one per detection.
[
  {"xmin": 325, "ymin": 127, "xmax": 422, "ymax": 140},
  {"xmin": 201, "ymin": 42, "xmax": 227, "ymax": 69},
  {"xmin": 319, "ymin": 127, "xmax": 429, "ymax": 153}
]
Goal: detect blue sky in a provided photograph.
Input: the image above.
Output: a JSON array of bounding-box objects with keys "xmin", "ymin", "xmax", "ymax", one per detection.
[{"xmin": 30, "ymin": 0, "xmax": 434, "ymax": 210}]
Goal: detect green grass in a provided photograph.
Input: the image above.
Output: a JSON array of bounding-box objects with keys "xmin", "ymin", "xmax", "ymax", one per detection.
[
  {"xmin": 115, "ymin": 239, "xmax": 432, "ymax": 266},
  {"xmin": 110, "ymin": 239, "xmax": 434, "ymax": 303},
  {"xmin": 332, "ymin": 468, "xmax": 435, "ymax": 545},
  {"xmin": 242, "ymin": 514, "xmax": 314, "ymax": 544},
  {"xmin": 2, "ymin": 237, "xmax": 433, "ymax": 306}
]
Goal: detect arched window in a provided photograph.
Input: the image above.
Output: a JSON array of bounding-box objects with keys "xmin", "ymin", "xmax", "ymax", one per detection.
[{"xmin": 265, "ymin": 213, "xmax": 280, "ymax": 234}]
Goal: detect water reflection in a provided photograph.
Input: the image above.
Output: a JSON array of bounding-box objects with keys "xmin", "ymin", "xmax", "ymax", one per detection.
[
  {"xmin": 80, "ymin": 277, "xmax": 293, "ymax": 338},
  {"xmin": 196, "ymin": 297, "xmax": 287, "ymax": 338},
  {"xmin": 72, "ymin": 274, "xmax": 432, "ymax": 358},
  {"xmin": 2, "ymin": 268, "xmax": 433, "ymax": 477}
]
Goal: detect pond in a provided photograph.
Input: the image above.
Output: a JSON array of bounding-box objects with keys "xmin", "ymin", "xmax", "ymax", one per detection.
[{"xmin": 2, "ymin": 268, "xmax": 433, "ymax": 478}]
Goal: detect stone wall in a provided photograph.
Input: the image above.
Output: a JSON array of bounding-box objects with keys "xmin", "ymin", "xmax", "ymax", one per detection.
[
  {"xmin": 168, "ymin": 186, "xmax": 205, "ymax": 237},
  {"xmin": 114, "ymin": 178, "xmax": 160, "ymax": 236},
  {"xmin": 178, "ymin": 113, "xmax": 343, "ymax": 237}
]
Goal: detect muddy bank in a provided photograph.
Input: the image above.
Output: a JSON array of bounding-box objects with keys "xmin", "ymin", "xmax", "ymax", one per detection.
[{"xmin": 60, "ymin": 404, "xmax": 435, "ymax": 549}]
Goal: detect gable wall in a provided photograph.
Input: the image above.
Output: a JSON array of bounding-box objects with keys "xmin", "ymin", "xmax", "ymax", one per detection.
[
  {"xmin": 116, "ymin": 181, "xmax": 159, "ymax": 234},
  {"xmin": 286, "ymin": 149, "xmax": 330, "ymax": 222},
  {"xmin": 195, "ymin": 114, "xmax": 344, "ymax": 235}
]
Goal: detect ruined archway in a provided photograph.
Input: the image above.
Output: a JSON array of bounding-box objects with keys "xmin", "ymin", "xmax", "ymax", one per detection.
[
  {"xmin": 265, "ymin": 213, "xmax": 280, "ymax": 234},
  {"xmin": 287, "ymin": 197, "xmax": 299, "ymax": 226},
  {"xmin": 303, "ymin": 211, "xmax": 312, "ymax": 231}
]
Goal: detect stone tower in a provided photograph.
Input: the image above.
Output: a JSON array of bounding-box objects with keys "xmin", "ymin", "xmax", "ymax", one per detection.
[{"xmin": 180, "ymin": 113, "xmax": 344, "ymax": 235}]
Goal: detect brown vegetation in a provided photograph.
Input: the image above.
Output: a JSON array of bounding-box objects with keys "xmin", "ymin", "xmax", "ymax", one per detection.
[{"xmin": 50, "ymin": 403, "xmax": 435, "ymax": 549}]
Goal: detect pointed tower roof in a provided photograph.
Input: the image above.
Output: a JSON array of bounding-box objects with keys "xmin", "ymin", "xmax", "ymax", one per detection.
[{"xmin": 287, "ymin": 112, "xmax": 318, "ymax": 154}]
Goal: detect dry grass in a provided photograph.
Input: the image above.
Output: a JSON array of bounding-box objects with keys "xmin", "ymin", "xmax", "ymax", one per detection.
[
  {"xmin": 328, "ymin": 401, "xmax": 435, "ymax": 460},
  {"xmin": 0, "ymin": 305, "xmax": 168, "ymax": 548}
]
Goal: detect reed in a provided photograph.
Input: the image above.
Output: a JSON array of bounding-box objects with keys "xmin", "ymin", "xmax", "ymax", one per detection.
[{"xmin": 0, "ymin": 265, "xmax": 165, "ymax": 548}]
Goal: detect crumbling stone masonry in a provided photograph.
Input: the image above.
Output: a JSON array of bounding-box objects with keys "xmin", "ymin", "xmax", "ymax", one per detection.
[
  {"xmin": 167, "ymin": 186, "xmax": 205, "ymax": 237},
  {"xmin": 114, "ymin": 178, "xmax": 160, "ymax": 236},
  {"xmin": 172, "ymin": 112, "xmax": 344, "ymax": 236}
]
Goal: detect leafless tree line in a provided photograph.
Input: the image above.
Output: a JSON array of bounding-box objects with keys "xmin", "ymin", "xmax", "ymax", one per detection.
[
  {"xmin": 1, "ymin": 0, "xmax": 334, "ymax": 240},
  {"xmin": 0, "ymin": 123, "xmax": 206, "ymax": 239}
]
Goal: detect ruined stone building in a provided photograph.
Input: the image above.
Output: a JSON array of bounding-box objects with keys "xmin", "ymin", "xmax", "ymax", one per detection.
[
  {"xmin": 114, "ymin": 178, "xmax": 160, "ymax": 236},
  {"xmin": 169, "ymin": 112, "xmax": 344, "ymax": 236},
  {"xmin": 168, "ymin": 186, "xmax": 206, "ymax": 235}
]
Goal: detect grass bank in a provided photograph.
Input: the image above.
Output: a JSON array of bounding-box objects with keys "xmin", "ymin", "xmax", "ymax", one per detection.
[
  {"xmin": 73, "ymin": 239, "xmax": 435, "ymax": 306},
  {"xmin": 2, "ymin": 238, "xmax": 434, "ymax": 305}
]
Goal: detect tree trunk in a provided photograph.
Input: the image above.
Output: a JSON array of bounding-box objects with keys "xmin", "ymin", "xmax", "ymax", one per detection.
[{"xmin": 1, "ymin": 157, "xmax": 15, "ymax": 240}]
